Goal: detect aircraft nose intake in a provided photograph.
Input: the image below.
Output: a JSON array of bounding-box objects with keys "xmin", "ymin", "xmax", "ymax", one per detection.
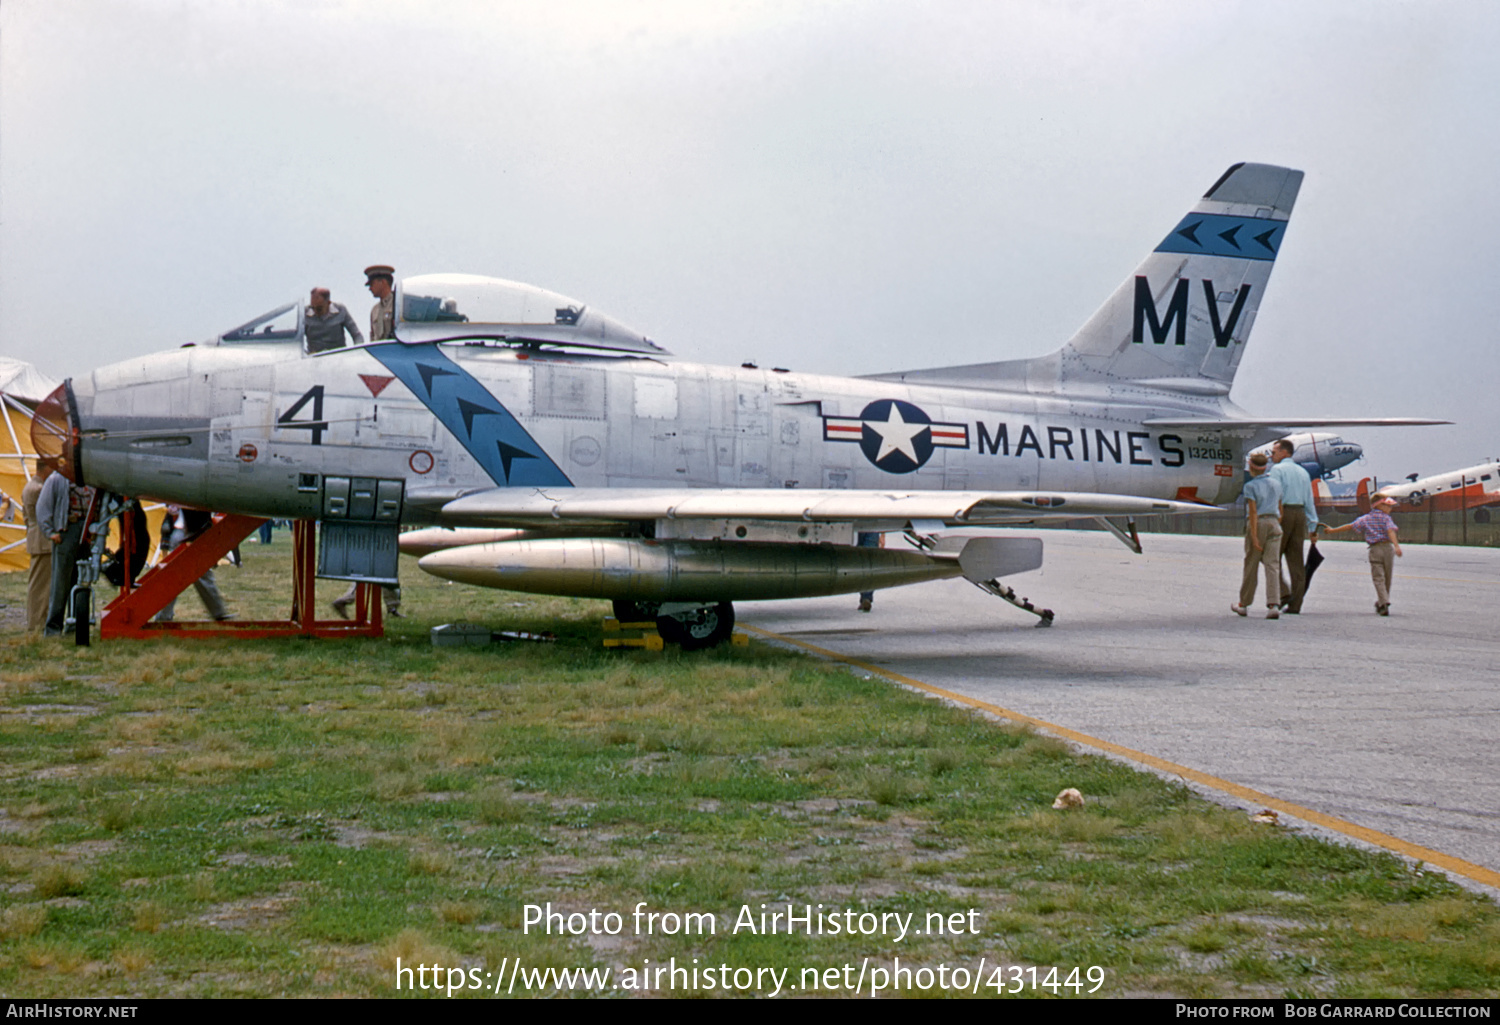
[{"xmin": 31, "ymin": 382, "xmax": 81, "ymax": 482}]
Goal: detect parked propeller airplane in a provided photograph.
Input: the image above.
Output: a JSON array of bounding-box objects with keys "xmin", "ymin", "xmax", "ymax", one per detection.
[
  {"xmin": 32, "ymin": 162, "xmax": 1445, "ymax": 647},
  {"xmin": 1370, "ymin": 460, "xmax": 1500, "ymax": 517},
  {"xmin": 1249, "ymin": 432, "xmax": 1363, "ymax": 481}
]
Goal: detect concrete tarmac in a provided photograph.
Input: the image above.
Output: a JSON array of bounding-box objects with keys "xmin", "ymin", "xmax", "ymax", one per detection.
[{"xmin": 741, "ymin": 530, "xmax": 1500, "ymax": 890}]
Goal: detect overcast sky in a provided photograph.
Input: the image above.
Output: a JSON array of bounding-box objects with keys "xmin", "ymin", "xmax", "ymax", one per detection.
[{"xmin": 3, "ymin": 0, "xmax": 1496, "ymax": 483}]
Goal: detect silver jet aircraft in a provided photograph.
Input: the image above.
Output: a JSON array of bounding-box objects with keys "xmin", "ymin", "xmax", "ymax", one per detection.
[{"xmin": 34, "ymin": 162, "xmax": 1440, "ymax": 647}]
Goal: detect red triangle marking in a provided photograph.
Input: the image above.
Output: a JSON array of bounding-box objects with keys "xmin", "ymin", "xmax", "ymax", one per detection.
[{"xmin": 360, "ymin": 374, "xmax": 395, "ymax": 397}]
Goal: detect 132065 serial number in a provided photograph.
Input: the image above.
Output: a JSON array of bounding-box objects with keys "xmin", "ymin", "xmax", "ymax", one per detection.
[{"xmin": 1189, "ymin": 446, "xmax": 1234, "ymax": 461}]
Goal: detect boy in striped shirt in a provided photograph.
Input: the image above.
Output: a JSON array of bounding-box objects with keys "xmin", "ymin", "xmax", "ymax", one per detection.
[{"xmin": 1324, "ymin": 496, "xmax": 1403, "ymax": 615}]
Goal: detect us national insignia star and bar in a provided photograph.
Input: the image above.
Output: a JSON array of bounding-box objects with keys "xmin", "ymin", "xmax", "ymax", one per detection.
[{"xmin": 822, "ymin": 399, "xmax": 970, "ymax": 474}]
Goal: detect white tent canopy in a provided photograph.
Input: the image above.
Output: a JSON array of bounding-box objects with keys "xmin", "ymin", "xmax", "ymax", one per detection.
[
  {"xmin": 0, "ymin": 356, "xmax": 61, "ymax": 404},
  {"xmin": 1, "ymin": 357, "xmax": 62, "ymax": 570}
]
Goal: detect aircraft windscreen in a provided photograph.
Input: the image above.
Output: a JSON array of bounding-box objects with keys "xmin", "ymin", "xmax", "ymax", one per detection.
[{"xmin": 219, "ymin": 302, "xmax": 301, "ymax": 343}]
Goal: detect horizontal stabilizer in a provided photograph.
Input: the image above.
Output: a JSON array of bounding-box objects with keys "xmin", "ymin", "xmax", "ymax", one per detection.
[
  {"xmin": 1144, "ymin": 417, "xmax": 1450, "ymax": 435},
  {"xmin": 439, "ymin": 487, "xmax": 1203, "ymax": 528}
]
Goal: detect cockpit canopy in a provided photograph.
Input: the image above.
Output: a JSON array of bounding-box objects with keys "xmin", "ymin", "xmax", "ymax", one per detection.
[
  {"xmin": 396, "ymin": 274, "xmax": 663, "ymax": 353},
  {"xmin": 214, "ymin": 273, "xmax": 666, "ymax": 355}
]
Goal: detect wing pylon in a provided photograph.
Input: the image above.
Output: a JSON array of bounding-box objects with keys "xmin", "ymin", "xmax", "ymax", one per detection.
[{"xmin": 437, "ymin": 487, "xmax": 1202, "ymax": 529}]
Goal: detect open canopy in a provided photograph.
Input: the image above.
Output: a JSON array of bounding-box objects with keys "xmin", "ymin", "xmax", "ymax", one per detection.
[
  {"xmin": 396, "ymin": 274, "xmax": 665, "ymax": 354},
  {"xmin": 214, "ymin": 274, "xmax": 667, "ymax": 356}
]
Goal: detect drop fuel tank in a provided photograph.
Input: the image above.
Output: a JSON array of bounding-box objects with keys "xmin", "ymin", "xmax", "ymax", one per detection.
[{"xmin": 418, "ymin": 537, "xmax": 964, "ymax": 602}]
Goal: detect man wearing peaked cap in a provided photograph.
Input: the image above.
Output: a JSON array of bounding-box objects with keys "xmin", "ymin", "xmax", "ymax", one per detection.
[
  {"xmin": 365, "ymin": 264, "xmax": 396, "ymax": 342},
  {"xmin": 333, "ymin": 266, "xmax": 403, "ymax": 621}
]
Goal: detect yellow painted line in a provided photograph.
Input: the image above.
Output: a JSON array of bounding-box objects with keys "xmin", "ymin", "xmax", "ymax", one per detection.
[{"xmin": 741, "ymin": 624, "xmax": 1500, "ymax": 891}]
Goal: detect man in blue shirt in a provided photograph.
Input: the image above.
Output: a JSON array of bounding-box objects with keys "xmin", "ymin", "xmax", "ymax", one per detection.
[
  {"xmin": 1268, "ymin": 438, "xmax": 1319, "ymax": 614},
  {"xmin": 1233, "ymin": 452, "xmax": 1283, "ymax": 619}
]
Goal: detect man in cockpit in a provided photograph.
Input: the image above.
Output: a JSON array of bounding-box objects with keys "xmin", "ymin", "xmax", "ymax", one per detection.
[
  {"xmin": 365, "ymin": 264, "xmax": 396, "ymax": 341},
  {"xmin": 304, "ymin": 287, "xmax": 365, "ymax": 353}
]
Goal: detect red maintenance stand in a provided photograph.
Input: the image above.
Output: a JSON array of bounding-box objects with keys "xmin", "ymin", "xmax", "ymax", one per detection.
[{"xmin": 100, "ymin": 515, "xmax": 383, "ymax": 639}]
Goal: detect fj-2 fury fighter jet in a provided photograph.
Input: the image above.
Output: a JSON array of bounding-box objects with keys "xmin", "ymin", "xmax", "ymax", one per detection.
[{"xmin": 36, "ymin": 162, "xmax": 1441, "ymax": 647}]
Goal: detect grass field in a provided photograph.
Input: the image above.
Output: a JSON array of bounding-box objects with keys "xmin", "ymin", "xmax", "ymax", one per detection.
[{"xmin": 1, "ymin": 534, "xmax": 1497, "ymax": 998}]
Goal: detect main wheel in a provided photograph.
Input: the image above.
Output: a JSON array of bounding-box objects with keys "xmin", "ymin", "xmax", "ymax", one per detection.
[
  {"xmin": 72, "ymin": 587, "xmax": 91, "ymax": 647},
  {"xmin": 612, "ymin": 599, "xmax": 660, "ymax": 624},
  {"xmin": 655, "ymin": 602, "xmax": 735, "ymax": 651}
]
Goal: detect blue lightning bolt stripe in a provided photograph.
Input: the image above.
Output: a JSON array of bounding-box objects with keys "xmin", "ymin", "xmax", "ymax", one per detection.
[
  {"xmin": 368, "ymin": 343, "xmax": 572, "ymax": 487},
  {"xmin": 1155, "ymin": 213, "xmax": 1286, "ymax": 261}
]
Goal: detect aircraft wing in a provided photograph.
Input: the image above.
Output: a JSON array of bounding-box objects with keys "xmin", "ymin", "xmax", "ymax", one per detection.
[
  {"xmin": 1144, "ymin": 417, "xmax": 1449, "ymax": 433},
  {"xmin": 438, "ymin": 487, "xmax": 1202, "ymax": 528}
]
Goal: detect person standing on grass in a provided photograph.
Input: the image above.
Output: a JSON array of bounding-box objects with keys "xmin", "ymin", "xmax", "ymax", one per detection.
[
  {"xmin": 22, "ymin": 460, "xmax": 54, "ymax": 633},
  {"xmin": 154, "ymin": 506, "xmax": 234, "ymax": 622},
  {"xmin": 39, "ymin": 467, "xmax": 94, "ymax": 636}
]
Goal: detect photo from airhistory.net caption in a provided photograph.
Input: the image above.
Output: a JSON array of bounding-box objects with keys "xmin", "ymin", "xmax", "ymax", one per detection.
[{"xmin": 392, "ymin": 899, "xmax": 1105, "ymax": 996}]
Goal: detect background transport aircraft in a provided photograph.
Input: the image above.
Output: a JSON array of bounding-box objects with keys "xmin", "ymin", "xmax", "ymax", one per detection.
[
  {"xmin": 1369, "ymin": 460, "xmax": 1500, "ymax": 517},
  {"xmin": 32, "ymin": 162, "xmax": 1445, "ymax": 647},
  {"xmin": 1248, "ymin": 432, "xmax": 1363, "ymax": 480},
  {"xmin": 1312, "ymin": 478, "xmax": 1364, "ymax": 513}
]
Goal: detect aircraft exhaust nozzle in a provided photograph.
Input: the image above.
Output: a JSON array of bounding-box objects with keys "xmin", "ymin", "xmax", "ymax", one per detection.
[{"xmin": 417, "ymin": 538, "xmax": 962, "ymax": 602}]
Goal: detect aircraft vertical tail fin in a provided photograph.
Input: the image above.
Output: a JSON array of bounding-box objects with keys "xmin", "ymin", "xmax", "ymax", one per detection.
[
  {"xmin": 868, "ymin": 163, "xmax": 1304, "ymax": 396},
  {"xmin": 1312, "ymin": 477, "xmax": 1331, "ymax": 511},
  {"xmin": 1057, "ymin": 162, "xmax": 1303, "ymax": 394}
]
